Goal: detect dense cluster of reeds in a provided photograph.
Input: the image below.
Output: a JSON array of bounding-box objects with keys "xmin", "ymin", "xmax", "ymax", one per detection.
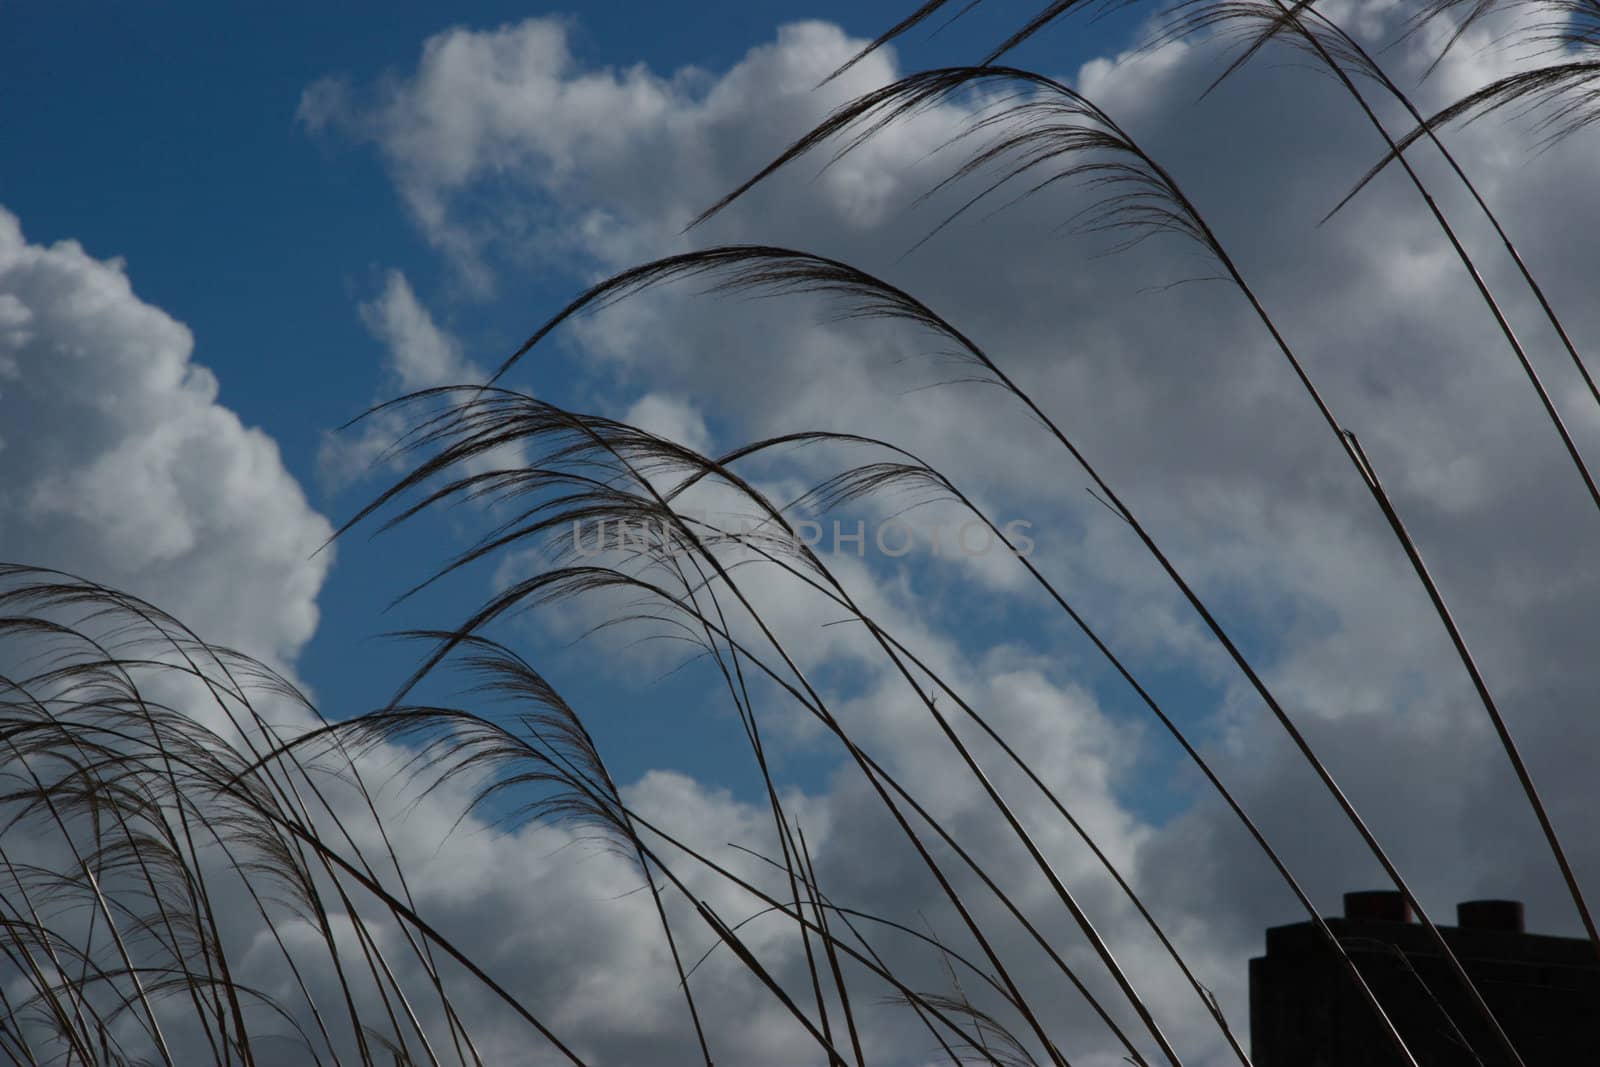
[{"xmin": 3, "ymin": 0, "xmax": 1598, "ymax": 1063}]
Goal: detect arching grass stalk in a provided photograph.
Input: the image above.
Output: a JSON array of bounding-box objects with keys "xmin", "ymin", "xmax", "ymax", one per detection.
[
  {"xmin": 680, "ymin": 55, "xmax": 1575, "ymax": 1061},
  {"xmin": 94, "ymin": 587, "xmax": 475, "ymax": 1067},
  {"xmin": 647, "ymin": 507, "xmax": 840, "ymax": 1067},
  {"xmin": 0, "ymin": 567, "xmax": 584, "ymax": 1066},
  {"xmin": 7, "ymin": 571, "xmax": 489, "ymax": 1067},
  {"xmin": 741, "ymin": 12, "xmax": 1600, "ymax": 1001},
  {"xmin": 1137, "ymin": 0, "xmax": 1600, "ymax": 970},
  {"xmin": 342, "ymin": 388, "xmax": 1423, "ymax": 1064},
  {"xmin": 695, "ymin": 429, "xmax": 1427, "ymax": 1067},
  {"xmin": 257, "ymin": 663, "xmax": 1032, "ymax": 1067},
  {"xmin": 445, "ymin": 218, "xmax": 1442, "ymax": 1059},
  {"xmin": 1170, "ymin": 0, "xmax": 1600, "ymax": 429},
  {"xmin": 418, "ymin": 628, "xmax": 715, "ymax": 1067},
  {"xmin": 721, "ymin": 842, "xmax": 1030, "ymax": 1060},
  {"xmin": 342, "ymin": 394, "xmax": 1134, "ymax": 1066}
]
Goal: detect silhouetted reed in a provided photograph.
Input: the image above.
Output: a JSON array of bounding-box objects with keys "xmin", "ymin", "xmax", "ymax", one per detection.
[{"xmin": 4, "ymin": 0, "xmax": 1597, "ymax": 1062}]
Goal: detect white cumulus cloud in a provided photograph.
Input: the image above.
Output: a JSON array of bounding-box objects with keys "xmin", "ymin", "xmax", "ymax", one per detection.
[{"xmin": 0, "ymin": 206, "xmax": 332, "ymax": 663}]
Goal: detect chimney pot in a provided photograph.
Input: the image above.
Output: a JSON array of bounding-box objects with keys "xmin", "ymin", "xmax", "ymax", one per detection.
[
  {"xmin": 1456, "ymin": 899, "xmax": 1524, "ymax": 933},
  {"xmin": 1343, "ymin": 890, "xmax": 1412, "ymax": 923}
]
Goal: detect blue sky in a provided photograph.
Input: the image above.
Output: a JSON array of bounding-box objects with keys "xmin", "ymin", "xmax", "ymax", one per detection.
[{"xmin": 1, "ymin": 0, "xmax": 1171, "ymax": 802}]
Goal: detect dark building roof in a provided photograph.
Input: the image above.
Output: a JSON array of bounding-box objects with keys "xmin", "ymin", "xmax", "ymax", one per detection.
[{"xmin": 1249, "ymin": 891, "xmax": 1600, "ymax": 1066}]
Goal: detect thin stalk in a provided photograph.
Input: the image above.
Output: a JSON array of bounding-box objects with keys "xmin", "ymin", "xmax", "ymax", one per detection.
[
  {"xmin": 798, "ymin": 822, "xmax": 868, "ymax": 1067},
  {"xmin": 691, "ymin": 65, "xmax": 1540, "ymax": 1062},
  {"xmin": 634, "ymin": 434, "xmax": 1181, "ymax": 1067},
  {"xmin": 668, "ymin": 544, "xmax": 832, "ymax": 1066},
  {"xmin": 703, "ymin": 461, "xmax": 1409, "ymax": 1067},
  {"xmin": 1283, "ymin": 1, "xmax": 1600, "ymax": 956},
  {"xmin": 481, "ymin": 414, "xmax": 1077, "ymax": 1066},
  {"xmin": 0, "ymin": 732, "xmax": 177, "ymax": 1067},
  {"xmin": 529, "ymin": 726, "xmax": 1032, "ymax": 1067},
  {"xmin": 105, "ymin": 577, "xmax": 480, "ymax": 1063}
]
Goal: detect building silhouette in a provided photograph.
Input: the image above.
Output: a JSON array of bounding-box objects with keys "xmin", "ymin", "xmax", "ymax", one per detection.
[{"xmin": 1249, "ymin": 890, "xmax": 1600, "ymax": 1065}]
